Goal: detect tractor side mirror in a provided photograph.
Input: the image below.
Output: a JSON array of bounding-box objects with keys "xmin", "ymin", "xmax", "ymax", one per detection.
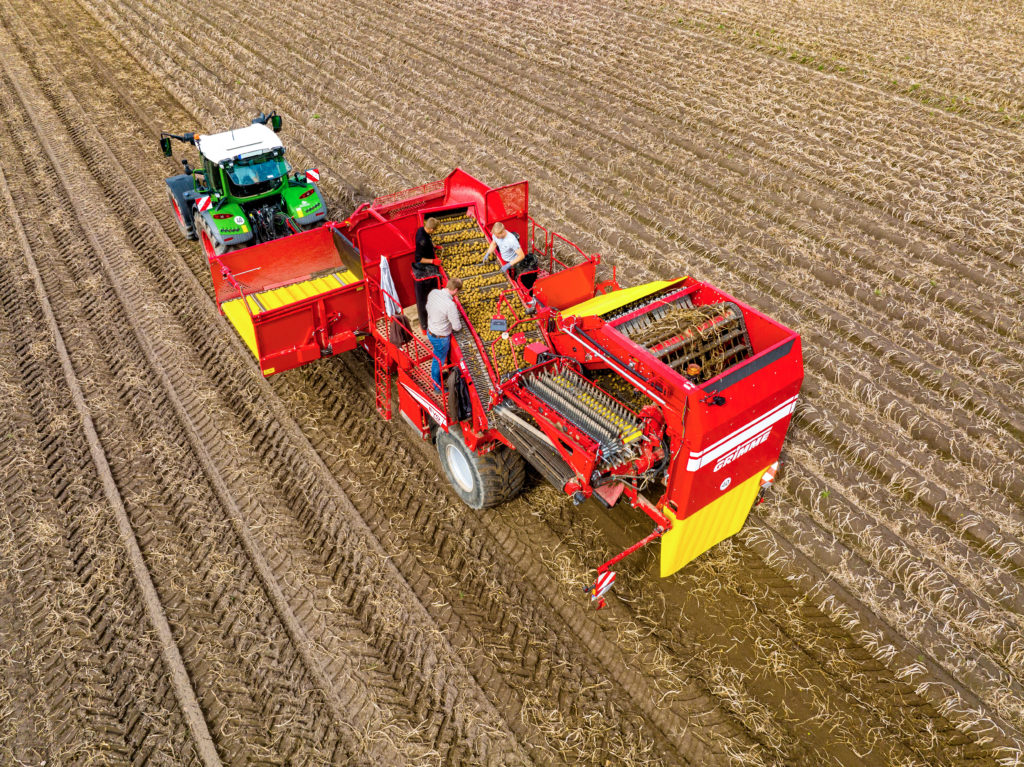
[
  {"xmin": 160, "ymin": 137, "xmax": 172, "ymax": 157},
  {"xmin": 270, "ymin": 114, "xmax": 282, "ymax": 132}
]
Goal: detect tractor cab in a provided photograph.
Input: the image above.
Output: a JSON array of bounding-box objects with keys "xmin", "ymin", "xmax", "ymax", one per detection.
[
  {"xmin": 223, "ymin": 152, "xmax": 291, "ymax": 198},
  {"xmin": 196, "ymin": 124, "xmax": 286, "ymax": 199}
]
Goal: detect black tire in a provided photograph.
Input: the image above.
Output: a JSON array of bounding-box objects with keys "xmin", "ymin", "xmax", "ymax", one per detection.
[
  {"xmin": 196, "ymin": 214, "xmax": 235, "ymax": 256},
  {"xmin": 169, "ymin": 190, "xmax": 197, "ymax": 240},
  {"xmin": 436, "ymin": 428, "xmax": 525, "ymax": 509}
]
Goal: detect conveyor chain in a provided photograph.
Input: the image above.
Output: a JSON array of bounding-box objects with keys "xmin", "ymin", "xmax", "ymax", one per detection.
[
  {"xmin": 525, "ymin": 368, "xmax": 643, "ymax": 466},
  {"xmin": 621, "ymin": 300, "xmax": 753, "ymax": 384},
  {"xmin": 491, "ymin": 406, "xmax": 577, "ymax": 491},
  {"xmin": 453, "ymin": 325, "xmax": 490, "ymax": 394},
  {"xmin": 607, "ymin": 289, "xmax": 694, "ymax": 334}
]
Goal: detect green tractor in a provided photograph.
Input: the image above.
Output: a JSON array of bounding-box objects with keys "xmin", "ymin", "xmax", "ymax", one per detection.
[{"xmin": 159, "ymin": 111, "xmax": 327, "ymax": 256}]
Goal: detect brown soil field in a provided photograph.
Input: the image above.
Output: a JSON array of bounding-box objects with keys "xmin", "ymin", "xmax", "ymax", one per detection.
[{"xmin": 1, "ymin": 0, "xmax": 1021, "ymax": 765}]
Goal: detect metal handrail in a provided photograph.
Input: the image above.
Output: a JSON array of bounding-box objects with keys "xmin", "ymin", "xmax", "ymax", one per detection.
[
  {"xmin": 550, "ymin": 229, "xmax": 594, "ymax": 271},
  {"xmin": 214, "ymin": 259, "xmax": 257, "ymax": 318},
  {"xmin": 368, "ymin": 273, "xmax": 449, "ymax": 411},
  {"xmin": 527, "ymin": 216, "xmax": 598, "ymax": 273}
]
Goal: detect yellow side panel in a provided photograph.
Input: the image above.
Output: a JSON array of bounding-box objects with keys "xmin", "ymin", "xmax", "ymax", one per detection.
[
  {"xmin": 335, "ymin": 269, "xmax": 358, "ymax": 285},
  {"xmin": 221, "ymin": 298, "xmax": 259, "ymax": 360},
  {"xmin": 248, "ymin": 271, "xmax": 359, "ymax": 313},
  {"xmin": 565, "ymin": 278, "xmax": 686, "ymax": 318},
  {"xmin": 660, "ymin": 468, "xmax": 765, "ymax": 577}
]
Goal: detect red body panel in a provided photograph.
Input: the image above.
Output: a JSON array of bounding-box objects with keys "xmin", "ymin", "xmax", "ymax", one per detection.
[
  {"xmin": 209, "ymin": 225, "xmax": 367, "ymax": 375},
  {"xmin": 211, "ymin": 168, "xmax": 804, "ymax": 575}
]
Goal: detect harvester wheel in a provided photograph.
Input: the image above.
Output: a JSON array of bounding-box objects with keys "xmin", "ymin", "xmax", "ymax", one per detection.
[
  {"xmin": 169, "ymin": 190, "xmax": 196, "ymax": 240},
  {"xmin": 436, "ymin": 428, "xmax": 525, "ymax": 509}
]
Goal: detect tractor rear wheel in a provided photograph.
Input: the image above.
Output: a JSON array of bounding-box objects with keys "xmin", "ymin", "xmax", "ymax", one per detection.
[
  {"xmin": 168, "ymin": 190, "xmax": 196, "ymax": 240},
  {"xmin": 196, "ymin": 211, "xmax": 217, "ymax": 258},
  {"xmin": 436, "ymin": 428, "xmax": 525, "ymax": 509}
]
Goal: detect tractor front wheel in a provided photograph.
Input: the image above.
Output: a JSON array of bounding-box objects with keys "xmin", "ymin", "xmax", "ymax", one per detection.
[
  {"xmin": 197, "ymin": 215, "xmax": 236, "ymax": 257},
  {"xmin": 436, "ymin": 428, "xmax": 525, "ymax": 509}
]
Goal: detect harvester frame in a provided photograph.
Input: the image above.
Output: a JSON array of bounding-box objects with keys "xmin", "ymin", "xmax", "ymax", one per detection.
[
  {"xmin": 335, "ymin": 170, "xmax": 803, "ymax": 592},
  {"xmin": 164, "ymin": 154, "xmax": 803, "ymax": 604}
]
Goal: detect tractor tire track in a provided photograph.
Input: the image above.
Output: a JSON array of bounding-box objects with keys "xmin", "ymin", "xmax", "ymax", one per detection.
[{"xmin": 0, "ymin": 11, "xmax": 528, "ymax": 766}]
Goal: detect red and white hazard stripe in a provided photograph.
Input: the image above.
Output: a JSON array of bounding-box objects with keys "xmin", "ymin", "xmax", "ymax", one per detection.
[
  {"xmin": 196, "ymin": 195, "xmax": 212, "ymax": 212},
  {"xmin": 760, "ymin": 462, "xmax": 779, "ymax": 487},
  {"xmin": 305, "ymin": 168, "xmax": 320, "ymax": 183},
  {"xmin": 591, "ymin": 570, "xmax": 616, "ymax": 600},
  {"xmin": 686, "ymin": 395, "xmax": 798, "ymax": 471}
]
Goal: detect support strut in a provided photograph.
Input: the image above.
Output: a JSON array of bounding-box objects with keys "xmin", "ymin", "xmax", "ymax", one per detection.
[
  {"xmin": 585, "ymin": 525, "xmax": 668, "ymax": 610},
  {"xmin": 596, "ymin": 525, "xmax": 667, "ymax": 575}
]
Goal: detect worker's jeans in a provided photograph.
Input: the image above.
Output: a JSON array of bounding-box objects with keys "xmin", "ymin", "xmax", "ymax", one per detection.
[{"xmin": 428, "ymin": 333, "xmax": 450, "ymax": 390}]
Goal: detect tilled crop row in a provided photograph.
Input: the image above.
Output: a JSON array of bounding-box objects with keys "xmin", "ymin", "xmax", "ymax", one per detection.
[
  {"xmin": 66, "ymin": 0, "xmax": 1024, "ymax": 753},
  {"xmin": 0, "ymin": 42, "xmax": 362, "ymax": 767},
  {"xmin": 363, "ymin": 0, "xmax": 1024, "ymax": 299},
  {"xmin": 2, "ymin": 2, "xmax": 729, "ymax": 761},
  {"xmin": 36, "ymin": 25, "xmax": 743, "ymax": 763},
  {"xmin": 9, "ymin": 0, "xmax": 1024, "ymax": 761},
  {"xmin": 0, "ymin": 12, "xmax": 529, "ymax": 766},
  {"xmin": 86, "ymin": 0, "xmax": 1024, "ymax": 437},
  {"xmin": 83, "ymin": 0, "xmax": 1024, "ymax": 389},
  {"xmin": 0, "ymin": 215, "xmax": 200, "ymax": 767},
  {"xmin": 21, "ymin": 5, "xmax": 780, "ymax": 764},
  {"xmin": 658, "ymin": 0, "xmax": 1024, "ymax": 126}
]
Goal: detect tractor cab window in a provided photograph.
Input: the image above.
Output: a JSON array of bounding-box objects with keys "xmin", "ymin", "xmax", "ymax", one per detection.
[
  {"xmin": 202, "ymin": 158, "xmax": 222, "ymax": 193},
  {"xmin": 225, "ymin": 154, "xmax": 290, "ymax": 197}
]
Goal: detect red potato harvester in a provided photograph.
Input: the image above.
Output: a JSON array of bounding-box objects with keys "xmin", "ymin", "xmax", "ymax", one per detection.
[{"xmin": 203, "ymin": 168, "xmax": 804, "ymax": 607}]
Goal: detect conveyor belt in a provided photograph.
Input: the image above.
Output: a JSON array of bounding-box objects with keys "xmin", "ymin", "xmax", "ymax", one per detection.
[
  {"xmin": 432, "ymin": 211, "xmax": 537, "ymax": 390},
  {"xmin": 491, "ymin": 407, "xmax": 577, "ymax": 492},
  {"xmin": 453, "ymin": 324, "xmax": 491, "ymax": 396},
  {"xmin": 524, "ymin": 368, "xmax": 644, "ymax": 466}
]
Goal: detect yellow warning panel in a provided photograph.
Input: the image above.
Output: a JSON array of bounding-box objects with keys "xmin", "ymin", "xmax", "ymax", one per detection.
[
  {"xmin": 222, "ymin": 297, "xmax": 260, "ymax": 358},
  {"xmin": 565, "ymin": 278, "xmax": 686, "ymax": 319},
  {"xmin": 659, "ymin": 468, "xmax": 765, "ymax": 577},
  {"xmin": 220, "ymin": 269, "xmax": 359, "ymax": 360}
]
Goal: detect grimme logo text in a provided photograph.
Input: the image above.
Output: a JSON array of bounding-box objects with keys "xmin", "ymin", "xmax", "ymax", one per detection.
[{"xmin": 713, "ymin": 428, "xmax": 771, "ymax": 472}]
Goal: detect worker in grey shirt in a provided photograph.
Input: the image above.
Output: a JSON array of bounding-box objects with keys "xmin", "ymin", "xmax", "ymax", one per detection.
[{"xmin": 425, "ymin": 278, "xmax": 463, "ymax": 391}]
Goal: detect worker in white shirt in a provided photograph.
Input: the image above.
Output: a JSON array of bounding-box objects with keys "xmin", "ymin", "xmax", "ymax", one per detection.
[
  {"xmin": 425, "ymin": 278, "xmax": 463, "ymax": 392},
  {"xmin": 482, "ymin": 221, "xmax": 538, "ymax": 299}
]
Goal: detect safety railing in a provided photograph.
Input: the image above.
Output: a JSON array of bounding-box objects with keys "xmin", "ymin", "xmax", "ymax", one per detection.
[
  {"xmin": 527, "ymin": 216, "xmax": 597, "ymax": 274},
  {"xmin": 368, "ymin": 273, "xmax": 450, "ymax": 413},
  {"xmin": 371, "ymin": 179, "xmax": 446, "ymax": 216},
  {"xmin": 550, "ymin": 230, "xmax": 593, "ymax": 271},
  {"xmin": 214, "ymin": 259, "xmax": 259, "ymax": 318}
]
